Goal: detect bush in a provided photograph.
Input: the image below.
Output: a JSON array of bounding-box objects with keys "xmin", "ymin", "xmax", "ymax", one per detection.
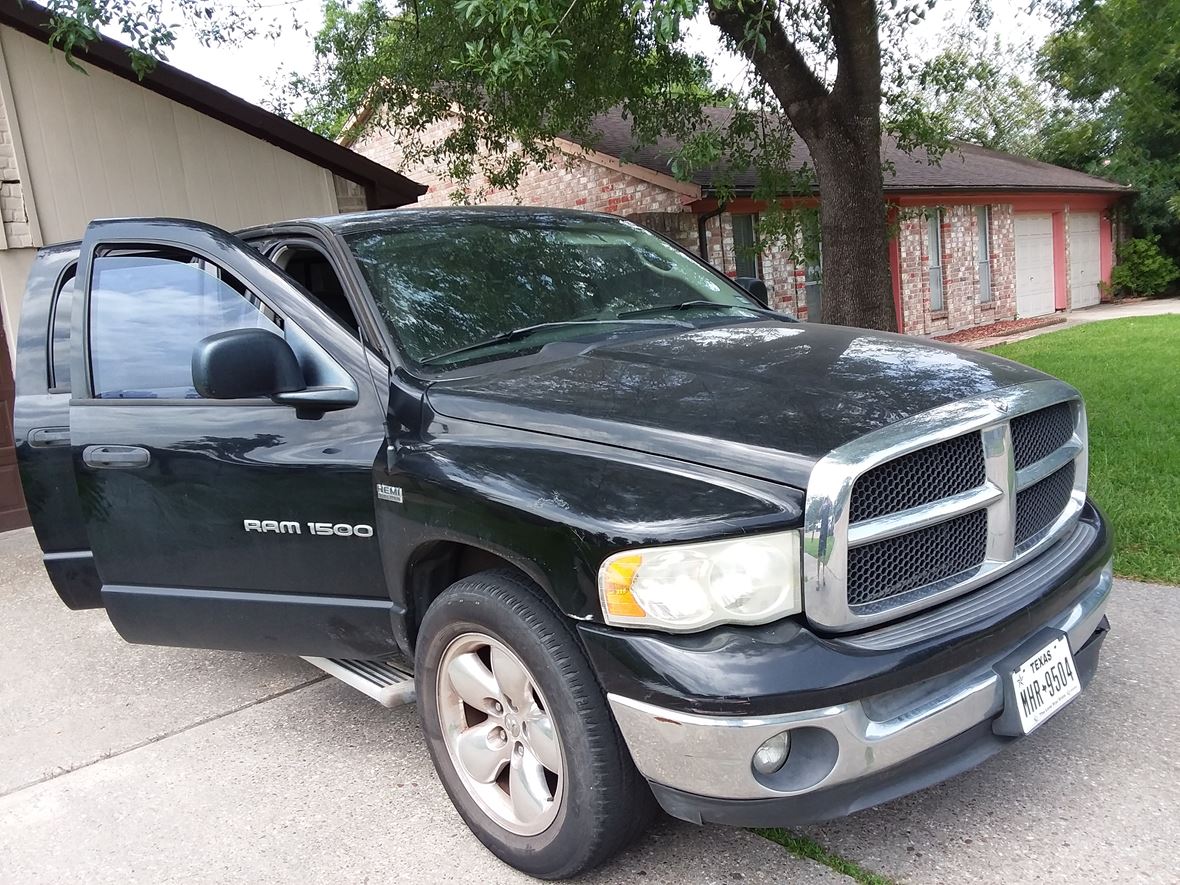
[{"xmin": 1110, "ymin": 236, "xmax": 1180, "ymax": 298}]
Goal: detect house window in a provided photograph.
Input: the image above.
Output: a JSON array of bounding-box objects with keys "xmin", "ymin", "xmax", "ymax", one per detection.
[
  {"xmin": 802, "ymin": 209, "xmax": 822, "ymax": 313},
  {"xmin": 977, "ymin": 206, "xmax": 993, "ymax": 303},
  {"xmin": 732, "ymin": 214, "xmax": 760, "ymax": 278},
  {"xmin": 928, "ymin": 210, "xmax": 945, "ymax": 312}
]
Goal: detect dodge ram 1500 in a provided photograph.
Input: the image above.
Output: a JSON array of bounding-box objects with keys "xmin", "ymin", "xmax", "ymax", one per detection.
[{"xmin": 14, "ymin": 208, "xmax": 1112, "ymax": 878}]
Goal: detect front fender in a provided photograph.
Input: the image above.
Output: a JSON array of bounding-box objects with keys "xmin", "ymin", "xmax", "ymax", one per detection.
[{"xmin": 378, "ymin": 418, "xmax": 804, "ymax": 629}]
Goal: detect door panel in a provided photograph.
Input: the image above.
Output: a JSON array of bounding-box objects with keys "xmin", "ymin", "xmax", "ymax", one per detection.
[
  {"xmin": 1069, "ymin": 212, "xmax": 1102, "ymax": 309},
  {"xmin": 70, "ymin": 219, "xmax": 395, "ymax": 653},
  {"xmin": 72, "ymin": 401, "xmax": 387, "ymax": 596},
  {"xmin": 0, "ymin": 317, "xmax": 27, "ymax": 533},
  {"xmin": 11, "ymin": 246, "xmax": 99, "ymax": 606},
  {"xmin": 1015, "ymin": 214, "xmax": 1055, "ymax": 318}
]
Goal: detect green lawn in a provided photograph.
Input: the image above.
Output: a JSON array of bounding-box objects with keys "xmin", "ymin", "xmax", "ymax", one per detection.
[{"xmin": 989, "ymin": 315, "xmax": 1180, "ymax": 585}]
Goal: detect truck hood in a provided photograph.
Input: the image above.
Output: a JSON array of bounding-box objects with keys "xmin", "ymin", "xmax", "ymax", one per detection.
[{"xmin": 424, "ymin": 320, "xmax": 1050, "ymax": 488}]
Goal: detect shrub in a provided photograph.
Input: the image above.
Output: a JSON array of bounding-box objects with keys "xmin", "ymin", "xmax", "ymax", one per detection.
[{"xmin": 1109, "ymin": 236, "xmax": 1180, "ymax": 298}]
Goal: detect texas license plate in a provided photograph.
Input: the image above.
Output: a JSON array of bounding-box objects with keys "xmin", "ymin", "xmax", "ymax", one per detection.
[{"xmin": 1009, "ymin": 635, "xmax": 1081, "ymax": 734}]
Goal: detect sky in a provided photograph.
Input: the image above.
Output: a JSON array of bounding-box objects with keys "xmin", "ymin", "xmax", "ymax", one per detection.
[{"xmin": 163, "ymin": 0, "xmax": 1054, "ymax": 109}]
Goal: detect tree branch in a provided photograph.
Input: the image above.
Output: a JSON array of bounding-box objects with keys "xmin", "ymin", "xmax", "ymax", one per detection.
[
  {"xmin": 706, "ymin": 0, "xmax": 829, "ymax": 125},
  {"xmin": 824, "ymin": 0, "xmax": 881, "ymax": 109}
]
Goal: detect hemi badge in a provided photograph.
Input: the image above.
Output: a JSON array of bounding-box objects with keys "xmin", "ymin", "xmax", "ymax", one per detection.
[{"xmin": 377, "ymin": 483, "xmax": 403, "ymax": 503}]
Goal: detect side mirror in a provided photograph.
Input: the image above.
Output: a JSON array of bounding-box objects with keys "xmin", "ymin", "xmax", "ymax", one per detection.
[
  {"xmin": 735, "ymin": 276, "xmax": 769, "ymax": 308},
  {"xmin": 192, "ymin": 328, "xmax": 305, "ymax": 400}
]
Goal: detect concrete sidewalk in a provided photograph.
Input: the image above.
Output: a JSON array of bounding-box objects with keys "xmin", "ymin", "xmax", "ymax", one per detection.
[{"xmin": 2, "ymin": 526, "xmax": 1177, "ymax": 883}]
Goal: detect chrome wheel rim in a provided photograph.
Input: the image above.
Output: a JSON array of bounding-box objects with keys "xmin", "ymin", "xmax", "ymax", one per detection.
[{"xmin": 436, "ymin": 632, "xmax": 565, "ymax": 836}]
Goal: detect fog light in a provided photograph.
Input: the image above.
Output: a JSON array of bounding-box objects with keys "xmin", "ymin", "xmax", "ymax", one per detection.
[{"xmin": 752, "ymin": 731, "xmax": 792, "ymax": 775}]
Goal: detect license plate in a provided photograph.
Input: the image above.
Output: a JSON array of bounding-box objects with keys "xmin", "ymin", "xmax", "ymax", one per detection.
[{"xmin": 1009, "ymin": 635, "xmax": 1081, "ymax": 734}]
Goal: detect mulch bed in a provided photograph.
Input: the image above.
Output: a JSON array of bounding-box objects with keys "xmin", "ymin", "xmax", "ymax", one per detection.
[{"xmin": 934, "ymin": 315, "xmax": 1067, "ymax": 344}]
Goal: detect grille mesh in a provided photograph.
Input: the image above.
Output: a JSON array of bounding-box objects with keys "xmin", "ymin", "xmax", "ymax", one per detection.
[
  {"xmin": 847, "ymin": 509, "xmax": 988, "ymax": 607},
  {"xmin": 849, "ymin": 433, "xmax": 986, "ymax": 524},
  {"xmin": 1012, "ymin": 402, "xmax": 1074, "ymax": 470},
  {"xmin": 1016, "ymin": 462, "xmax": 1076, "ymax": 546}
]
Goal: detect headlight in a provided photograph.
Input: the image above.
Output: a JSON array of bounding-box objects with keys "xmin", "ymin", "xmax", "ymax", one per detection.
[{"xmin": 598, "ymin": 531, "xmax": 802, "ymax": 632}]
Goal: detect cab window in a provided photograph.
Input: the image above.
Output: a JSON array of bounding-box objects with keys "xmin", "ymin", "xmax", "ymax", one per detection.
[
  {"xmin": 272, "ymin": 244, "xmax": 360, "ymax": 334},
  {"xmin": 49, "ymin": 267, "xmax": 76, "ymax": 391},
  {"xmin": 88, "ymin": 249, "xmax": 282, "ymax": 399}
]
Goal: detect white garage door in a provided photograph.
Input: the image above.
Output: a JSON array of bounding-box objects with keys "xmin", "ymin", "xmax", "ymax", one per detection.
[
  {"xmin": 1069, "ymin": 212, "xmax": 1102, "ymax": 308},
  {"xmin": 1015, "ymin": 213, "xmax": 1056, "ymax": 317}
]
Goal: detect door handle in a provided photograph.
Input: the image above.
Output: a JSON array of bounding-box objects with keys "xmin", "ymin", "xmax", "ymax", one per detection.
[
  {"xmin": 82, "ymin": 445, "xmax": 152, "ymax": 469},
  {"xmin": 28, "ymin": 426, "xmax": 71, "ymax": 448}
]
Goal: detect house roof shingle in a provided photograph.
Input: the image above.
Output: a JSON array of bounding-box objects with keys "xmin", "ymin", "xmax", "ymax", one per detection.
[
  {"xmin": 578, "ymin": 107, "xmax": 1130, "ymax": 196},
  {"xmin": 0, "ymin": 3, "xmax": 426, "ymax": 208}
]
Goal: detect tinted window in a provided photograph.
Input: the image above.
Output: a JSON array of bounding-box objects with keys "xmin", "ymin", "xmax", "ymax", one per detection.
[
  {"xmin": 277, "ymin": 246, "xmax": 359, "ymax": 333},
  {"xmin": 346, "ymin": 214, "xmax": 758, "ymax": 368},
  {"xmin": 89, "ymin": 252, "xmax": 281, "ymax": 399},
  {"xmin": 50, "ymin": 272, "xmax": 75, "ymax": 391}
]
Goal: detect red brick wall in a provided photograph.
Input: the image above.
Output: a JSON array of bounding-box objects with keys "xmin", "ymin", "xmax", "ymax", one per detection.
[
  {"xmin": 356, "ymin": 122, "xmax": 688, "ymax": 214},
  {"xmin": 897, "ymin": 204, "xmax": 1017, "ymax": 335}
]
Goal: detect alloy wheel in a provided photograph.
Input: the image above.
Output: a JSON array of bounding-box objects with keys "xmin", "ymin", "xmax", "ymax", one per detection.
[{"xmin": 436, "ymin": 631, "xmax": 565, "ymax": 836}]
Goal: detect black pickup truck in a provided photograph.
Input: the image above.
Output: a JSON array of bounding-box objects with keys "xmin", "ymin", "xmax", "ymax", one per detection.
[{"xmin": 13, "ymin": 208, "xmax": 1112, "ymax": 879}]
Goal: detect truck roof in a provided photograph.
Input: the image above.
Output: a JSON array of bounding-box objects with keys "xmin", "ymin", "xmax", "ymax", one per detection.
[{"xmin": 242, "ymin": 205, "xmax": 631, "ymax": 239}]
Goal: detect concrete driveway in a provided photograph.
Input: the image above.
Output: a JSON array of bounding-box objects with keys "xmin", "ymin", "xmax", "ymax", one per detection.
[{"xmin": 1, "ymin": 526, "xmax": 1176, "ymax": 883}]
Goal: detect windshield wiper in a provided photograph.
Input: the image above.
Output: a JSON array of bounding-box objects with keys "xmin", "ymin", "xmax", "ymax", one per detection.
[
  {"xmin": 419, "ymin": 318, "xmax": 691, "ymax": 366},
  {"xmin": 617, "ymin": 300, "xmax": 774, "ymax": 319}
]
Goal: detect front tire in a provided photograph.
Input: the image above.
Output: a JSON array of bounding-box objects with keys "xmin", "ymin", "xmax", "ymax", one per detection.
[{"xmin": 415, "ymin": 569, "xmax": 655, "ymax": 879}]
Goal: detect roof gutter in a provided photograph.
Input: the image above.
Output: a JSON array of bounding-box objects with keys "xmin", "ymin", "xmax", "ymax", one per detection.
[{"xmin": 697, "ymin": 204, "xmax": 725, "ymax": 260}]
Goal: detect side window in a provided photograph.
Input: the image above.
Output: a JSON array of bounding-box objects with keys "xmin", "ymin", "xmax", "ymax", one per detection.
[
  {"xmin": 88, "ymin": 249, "xmax": 283, "ymax": 400},
  {"xmin": 49, "ymin": 268, "xmax": 76, "ymax": 391},
  {"xmin": 273, "ymin": 244, "xmax": 360, "ymax": 333}
]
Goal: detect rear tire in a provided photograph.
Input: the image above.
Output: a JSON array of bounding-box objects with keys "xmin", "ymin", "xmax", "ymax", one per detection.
[{"xmin": 415, "ymin": 568, "xmax": 655, "ymax": 879}]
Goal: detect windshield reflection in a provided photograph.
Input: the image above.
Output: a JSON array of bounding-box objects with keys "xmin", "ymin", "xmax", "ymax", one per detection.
[{"xmin": 346, "ymin": 213, "xmax": 759, "ymax": 368}]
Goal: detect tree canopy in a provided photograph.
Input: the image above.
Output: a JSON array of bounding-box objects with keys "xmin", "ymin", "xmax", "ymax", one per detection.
[
  {"xmin": 1037, "ymin": 0, "xmax": 1180, "ymax": 254},
  {"xmin": 906, "ymin": 27, "xmax": 1049, "ymax": 159}
]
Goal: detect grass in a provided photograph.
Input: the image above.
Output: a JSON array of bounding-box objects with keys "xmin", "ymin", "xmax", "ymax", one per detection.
[
  {"xmin": 754, "ymin": 829, "xmax": 895, "ymax": 885},
  {"xmin": 989, "ymin": 315, "xmax": 1180, "ymax": 584}
]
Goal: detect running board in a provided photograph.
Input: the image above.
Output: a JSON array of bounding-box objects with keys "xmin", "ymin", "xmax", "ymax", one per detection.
[{"xmin": 302, "ymin": 656, "xmax": 416, "ymax": 708}]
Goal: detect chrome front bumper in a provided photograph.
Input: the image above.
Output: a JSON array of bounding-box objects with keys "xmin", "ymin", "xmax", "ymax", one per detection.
[{"xmin": 608, "ymin": 559, "xmax": 1112, "ymax": 802}]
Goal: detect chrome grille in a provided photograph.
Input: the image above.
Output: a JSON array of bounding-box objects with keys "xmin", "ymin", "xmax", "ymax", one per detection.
[
  {"xmin": 1012, "ymin": 402, "xmax": 1074, "ymax": 470},
  {"xmin": 803, "ymin": 380, "xmax": 1088, "ymax": 632},
  {"xmin": 1016, "ymin": 462, "xmax": 1076, "ymax": 547},
  {"xmin": 848, "ymin": 510, "xmax": 988, "ymax": 607},
  {"xmin": 849, "ymin": 434, "xmax": 986, "ymax": 523}
]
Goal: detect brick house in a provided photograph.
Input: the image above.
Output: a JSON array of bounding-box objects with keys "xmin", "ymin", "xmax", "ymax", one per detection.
[{"xmin": 352, "ymin": 107, "xmax": 1132, "ymax": 335}]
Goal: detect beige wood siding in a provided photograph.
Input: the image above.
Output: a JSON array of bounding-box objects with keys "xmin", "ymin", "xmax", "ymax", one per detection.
[{"xmin": 0, "ymin": 25, "xmax": 339, "ymax": 246}]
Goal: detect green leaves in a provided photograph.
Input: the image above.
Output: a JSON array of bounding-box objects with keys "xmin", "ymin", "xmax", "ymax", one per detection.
[
  {"xmin": 41, "ymin": 0, "xmax": 296, "ymax": 78},
  {"xmin": 894, "ymin": 28, "xmax": 1049, "ymax": 160},
  {"xmin": 1110, "ymin": 236, "xmax": 1180, "ymax": 298},
  {"xmin": 1039, "ymin": 0, "xmax": 1180, "ymax": 255}
]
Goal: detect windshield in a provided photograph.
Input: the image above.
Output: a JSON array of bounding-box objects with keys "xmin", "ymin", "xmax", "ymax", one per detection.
[{"xmin": 345, "ymin": 213, "xmax": 763, "ymax": 368}]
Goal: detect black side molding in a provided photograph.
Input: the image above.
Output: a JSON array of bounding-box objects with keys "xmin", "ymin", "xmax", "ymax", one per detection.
[{"xmin": 102, "ymin": 586, "xmax": 401, "ymax": 659}]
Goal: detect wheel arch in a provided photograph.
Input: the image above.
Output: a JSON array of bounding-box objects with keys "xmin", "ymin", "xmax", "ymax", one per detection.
[{"xmin": 401, "ymin": 538, "xmax": 559, "ymax": 654}]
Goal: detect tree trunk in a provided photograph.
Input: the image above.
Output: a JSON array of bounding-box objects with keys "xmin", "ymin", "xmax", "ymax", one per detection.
[
  {"xmin": 705, "ymin": 0, "xmax": 899, "ymax": 332},
  {"xmin": 802, "ymin": 115, "xmax": 897, "ymax": 331}
]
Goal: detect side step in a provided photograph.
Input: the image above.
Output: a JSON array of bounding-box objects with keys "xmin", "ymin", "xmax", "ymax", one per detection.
[{"xmin": 302, "ymin": 656, "xmax": 416, "ymax": 708}]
